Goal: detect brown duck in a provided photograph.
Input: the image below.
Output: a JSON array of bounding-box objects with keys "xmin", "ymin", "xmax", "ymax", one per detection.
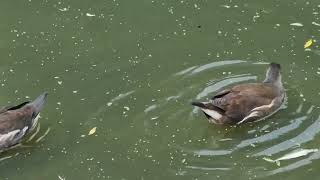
[
  {"xmin": 0, "ymin": 92, "xmax": 48, "ymax": 150},
  {"xmin": 192, "ymin": 63, "xmax": 285, "ymax": 125}
]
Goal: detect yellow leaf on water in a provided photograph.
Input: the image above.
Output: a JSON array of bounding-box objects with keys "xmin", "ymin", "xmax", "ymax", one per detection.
[
  {"xmin": 304, "ymin": 39, "xmax": 313, "ymax": 48},
  {"xmin": 88, "ymin": 127, "xmax": 97, "ymax": 135}
]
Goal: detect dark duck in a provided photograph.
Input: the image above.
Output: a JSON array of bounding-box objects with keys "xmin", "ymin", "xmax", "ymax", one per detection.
[
  {"xmin": 192, "ymin": 63, "xmax": 285, "ymax": 125},
  {"xmin": 0, "ymin": 92, "xmax": 48, "ymax": 150}
]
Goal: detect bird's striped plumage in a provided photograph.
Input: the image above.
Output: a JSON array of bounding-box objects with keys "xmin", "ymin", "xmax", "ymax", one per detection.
[
  {"xmin": 0, "ymin": 92, "xmax": 48, "ymax": 150},
  {"xmin": 192, "ymin": 63, "xmax": 285, "ymax": 125}
]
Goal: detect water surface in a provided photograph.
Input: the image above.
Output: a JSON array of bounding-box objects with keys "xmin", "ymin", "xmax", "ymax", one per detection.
[{"xmin": 0, "ymin": 0, "xmax": 320, "ymax": 179}]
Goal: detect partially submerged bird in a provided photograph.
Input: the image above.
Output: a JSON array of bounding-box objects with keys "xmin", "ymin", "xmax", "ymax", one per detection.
[
  {"xmin": 192, "ymin": 63, "xmax": 285, "ymax": 125},
  {"xmin": 0, "ymin": 92, "xmax": 48, "ymax": 150}
]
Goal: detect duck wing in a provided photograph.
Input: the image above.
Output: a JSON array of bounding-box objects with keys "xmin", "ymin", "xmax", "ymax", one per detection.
[
  {"xmin": 223, "ymin": 94, "xmax": 273, "ymax": 122},
  {"xmin": 232, "ymin": 83, "xmax": 280, "ymax": 98},
  {"xmin": 192, "ymin": 83, "xmax": 283, "ymax": 124},
  {"xmin": 0, "ymin": 101, "xmax": 30, "ymax": 115},
  {"xmin": 211, "ymin": 89, "xmax": 231, "ymax": 99},
  {"xmin": 222, "ymin": 83, "xmax": 283, "ymax": 123},
  {"xmin": 0, "ymin": 92, "xmax": 48, "ymax": 149},
  {"xmin": 210, "ymin": 89, "xmax": 231, "ymax": 110},
  {"xmin": 0, "ymin": 102, "xmax": 33, "ymax": 134},
  {"xmin": 208, "ymin": 83, "xmax": 278, "ymax": 122},
  {"xmin": 0, "ymin": 105, "xmax": 34, "ymax": 149},
  {"xmin": 237, "ymin": 93, "xmax": 285, "ymax": 124}
]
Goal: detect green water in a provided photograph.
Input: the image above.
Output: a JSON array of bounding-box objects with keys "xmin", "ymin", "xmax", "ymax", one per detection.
[{"xmin": 0, "ymin": 0, "xmax": 320, "ymax": 179}]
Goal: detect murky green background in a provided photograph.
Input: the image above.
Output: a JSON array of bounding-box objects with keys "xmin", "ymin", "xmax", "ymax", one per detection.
[{"xmin": 0, "ymin": 0, "xmax": 320, "ymax": 179}]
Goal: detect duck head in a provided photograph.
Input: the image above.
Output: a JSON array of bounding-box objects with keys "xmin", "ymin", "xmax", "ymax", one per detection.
[{"xmin": 263, "ymin": 62, "xmax": 282, "ymax": 88}]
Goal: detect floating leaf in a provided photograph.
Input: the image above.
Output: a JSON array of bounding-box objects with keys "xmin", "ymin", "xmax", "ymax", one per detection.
[
  {"xmin": 276, "ymin": 148, "xmax": 318, "ymax": 161},
  {"xmin": 88, "ymin": 127, "xmax": 97, "ymax": 135},
  {"xmin": 263, "ymin": 149, "xmax": 318, "ymax": 166},
  {"xmin": 304, "ymin": 39, "xmax": 313, "ymax": 48}
]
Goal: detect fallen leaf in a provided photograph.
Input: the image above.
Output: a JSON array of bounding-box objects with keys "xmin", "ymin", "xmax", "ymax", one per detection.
[
  {"xmin": 263, "ymin": 148, "xmax": 318, "ymax": 166},
  {"xmin": 275, "ymin": 148, "xmax": 318, "ymax": 161},
  {"xmin": 88, "ymin": 127, "xmax": 97, "ymax": 135},
  {"xmin": 304, "ymin": 39, "xmax": 313, "ymax": 48}
]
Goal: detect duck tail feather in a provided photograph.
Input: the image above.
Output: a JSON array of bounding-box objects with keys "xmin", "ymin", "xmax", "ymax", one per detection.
[
  {"xmin": 30, "ymin": 92, "xmax": 48, "ymax": 115},
  {"xmin": 192, "ymin": 101, "xmax": 225, "ymax": 112},
  {"xmin": 191, "ymin": 101, "xmax": 208, "ymax": 108}
]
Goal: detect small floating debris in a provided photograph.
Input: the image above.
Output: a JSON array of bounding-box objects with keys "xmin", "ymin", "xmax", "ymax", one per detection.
[
  {"xmin": 124, "ymin": 106, "xmax": 130, "ymax": 111},
  {"xmin": 86, "ymin": 13, "xmax": 96, "ymax": 17},
  {"xmin": 58, "ymin": 175, "xmax": 66, "ymax": 180},
  {"xmin": 250, "ymin": 143, "xmax": 256, "ymax": 147},
  {"xmin": 304, "ymin": 39, "xmax": 313, "ymax": 49},
  {"xmin": 290, "ymin": 22, "xmax": 303, "ymax": 27},
  {"xmin": 88, "ymin": 127, "xmax": 97, "ymax": 135},
  {"xmin": 151, "ymin": 116, "xmax": 159, "ymax": 120},
  {"xmin": 58, "ymin": 8, "xmax": 69, "ymax": 12},
  {"xmin": 221, "ymin": 5, "xmax": 231, "ymax": 8},
  {"xmin": 312, "ymin": 22, "xmax": 320, "ymax": 27},
  {"xmin": 263, "ymin": 148, "xmax": 318, "ymax": 166}
]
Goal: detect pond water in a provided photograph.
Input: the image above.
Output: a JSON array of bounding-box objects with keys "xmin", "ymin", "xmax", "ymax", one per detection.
[{"xmin": 0, "ymin": 0, "xmax": 320, "ymax": 179}]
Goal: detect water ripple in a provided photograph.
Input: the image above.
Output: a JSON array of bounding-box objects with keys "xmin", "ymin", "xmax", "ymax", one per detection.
[
  {"xmin": 133, "ymin": 60, "xmax": 320, "ymax": 179},
  {"xmin": 195, "ymin": 75, "xmax": 256, "ymax": 100},
  {"xmin": 189, "ymin": 60, "xmax": 246, "ymax": 75},
  {"xmin": 237, "ymin": 116, "xmax": 306, "ymax": 149},
  {"xmin": 255, "ymin": 116, "xmax": 320, "ymax": 156},
  {"xmin": 266, "ymin": 150, "xmax": 320, "ymax": 176}
]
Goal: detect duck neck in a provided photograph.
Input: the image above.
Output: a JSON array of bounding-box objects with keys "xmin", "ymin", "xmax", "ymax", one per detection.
[{"xmin": 263, "ymin": 75, "xmax": 283, "ymax": 90}]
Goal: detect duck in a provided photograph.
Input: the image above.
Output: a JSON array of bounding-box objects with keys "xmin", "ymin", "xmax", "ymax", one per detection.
[
  {"xmin": 192, "ymin": 63, "xmax": 285, "ymax": 125},
  {"xmin": 0, "ymin": 92, "xmax": 48, "ymax": 150}
]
